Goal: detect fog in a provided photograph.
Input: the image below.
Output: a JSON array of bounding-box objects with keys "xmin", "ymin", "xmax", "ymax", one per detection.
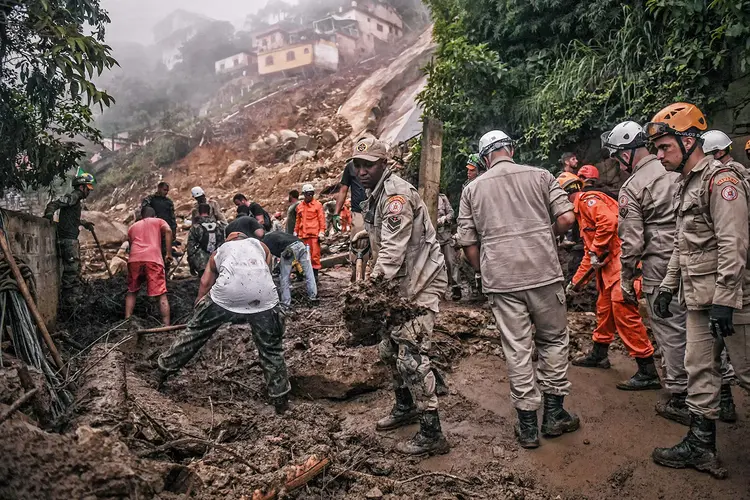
[{"xmin": 101, "ymin": 0, "xmax": 271, "ymax": 44}]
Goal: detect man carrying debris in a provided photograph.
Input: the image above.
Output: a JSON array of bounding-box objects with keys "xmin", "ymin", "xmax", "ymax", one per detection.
[
  {"xmin": 191, "ymin": 187, "xmax": 226, "ymax": 223},
  {"xmin": 352, "ymin": 136, "xmax": 450, "ymax": 456},
  {"xmin": 126, "ymin": 206, "xmax": 173, "ymax": 326},
  {"xmin": 458, "ymin": 130, "xmax": 579, "ymax": 449},
  {"xmin": 648, "ymin": 103, "xmax": 750, "ymax": 478},
  {"xmin": 187, "ymin": 204, "xmax": 225, "ymax": 276},
  {"xmin": 437, "ymin": 192, "xmax": 461, "ymax": 301},
  {"xmin": 44, "ymin": 172, "xmax": 96, "ymax": 309},
  {"xmin": 233, "ymin": 193, "xmax": 271, "ymax": 231},
  {"xmin": 158, "ymin": 232, "xmax": 291, "ymax": 414},
  {"xmin": 262, "ymin": 231, "xmax": 318, "ymax": 307},
  {"xmin": 559, "ymin": 172, "xmax": 660, "ymax": 391},
  {"xmin": 294, "ymin": 184, "xmax": 326, "ymax": 283},
  {"xmin": 602, "ymin": 121, "xmax": 737, "ymax": 425},
  {"xmin": 141, "ymin": 181, "xmax": 177, "ymax": 236}
]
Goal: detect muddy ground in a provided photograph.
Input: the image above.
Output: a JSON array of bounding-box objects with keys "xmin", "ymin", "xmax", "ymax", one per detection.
[{"xmin": 1, "ymin": 268, "xmax": 749, "ymax": 499}]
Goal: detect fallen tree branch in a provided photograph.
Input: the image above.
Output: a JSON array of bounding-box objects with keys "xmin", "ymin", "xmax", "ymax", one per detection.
[
  {"xmin": 0, "ymin": 388, "xmax": 39, "ymax": 425},
  {"xmin": 398, "ymin": 471, "xmax": 473, "ymax": 486},
  {"xmin": 136, "ymin": 324, "xmax": 187, "ymax": 334},
  {"xmin": 138, "ymin": 437, "xmax": 261, "ymax": 473}
]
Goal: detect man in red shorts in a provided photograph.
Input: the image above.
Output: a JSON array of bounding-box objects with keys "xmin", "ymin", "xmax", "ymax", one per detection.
[{"xmin": 126, "ymin": 206, "xmax": 173, "ymax": 325}]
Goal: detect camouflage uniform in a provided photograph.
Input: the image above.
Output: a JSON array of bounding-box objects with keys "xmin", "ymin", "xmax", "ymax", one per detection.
[
  {"xmin": 186, "ymin": 216, "xmax": 225, "ymax": 275},
  {"xmin": 437, "ymin": 194, "xmax": 459, "ymax": 290},
  {"xmin": 363, "ymin": 169, "xmax": 448, "ymax": 412},
  {"xmin": 44, "ymin": 190, "xmax": 88, "ymax": 306},
  {"xmin": 158, "ymin": 295, "xmax": 290, "ymax": 398}
]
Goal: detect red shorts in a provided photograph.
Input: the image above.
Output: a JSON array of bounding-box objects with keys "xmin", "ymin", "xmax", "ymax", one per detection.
[{"xmin": 127, "ymin": 262, "xmax": 167, "ymax": 296}]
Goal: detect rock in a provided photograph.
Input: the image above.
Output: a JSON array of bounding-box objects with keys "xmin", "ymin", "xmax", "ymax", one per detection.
[
  {"xmin": 321, "ymin": 128, "xmax": 339, "ymax": 147},
  {"xmin": 365, "ymin": 487, "xmax": 383, "ymax": 499},
  {"xmin": 78, "ymin": 211, "xmax": 128, "ymax": 246},
  {"xmin": 279, "ymin": 129, "xmax": 298, "ymax": 142},
  {"xmin": 288, "ymin": 151, "xmax": 315, "ymax": 164},
  {"xmin": 225, "ymin": 160, "xmax": 249, "ymax": 181},
  {"xmin": 264, "ymin": 134, "xmax": 279, "ymax": 146},
  {"xmin": 113, "ymin": 203, "xmax": 127, "ymax": 212},
  {"xmin": 295, "ymin": 133, "xmax": 317, "ymax": 152},
  {"xmin": 249, "ymin": 139, "xmax": 266, "ymax": 151}
]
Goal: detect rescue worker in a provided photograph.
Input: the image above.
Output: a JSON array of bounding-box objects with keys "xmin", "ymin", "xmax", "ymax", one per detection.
[
  {"xmin": 746, "ymin": 139, "xmax": 750, "ymax": 162},
  {"xmin": 158, "ymin": 232, "xmax": 290, "ymax": 414},
  {"xmin": 233, "ymin": 194, "xmax": 271, "ymax": 230},
  {"xmin": 352, "ymin": 136, "xmax": 450, "ymax": 455},
  {"xmin": 323, "ymin": 199, "xmax": 339, "ymax": 235},
  {"xmin": 577, "ymin": 165, "xmax": 600, "ymax": 188},
  {"xmin": 437, "ymin": 193, "xmax": 461, "ymax": 300},
  {"xmin": 460, "ymin": 153, "xmax": 486, "ymax": 296},
  {"xmin": 458, "ymin": 130, "xmax": 579, "ymax": 449},
  {"xmin": 560, "ymin": 152, "xmax": 579, "ymax": 174},
  {"xmin": 701, "ymin": 130, "xmax": 748, "ymax": 176},
  {"xmin": 44, "ymin": 173, "xmax": 95, "ymax": 309},
  {"xmin": 335, "ymin": 159, "xmax": 368, "ymax": 280},
  {"xmin": 261, "ymin": 231, "xmax": 318, "ymax": 307},
  {"xmin": 191, "ymin": 187, "xmax": 226, "ymax": 223},
  {"xmin": 604, "ymin": 121, "xmax": 737, "ymax": 425},
  {"xmin": 648, "ymin": 103, "xmax": 750, "ymax": 478},
  {"xmin": 141, "ymin": 182, "xmax": 177, "ymax": 236},
  {"xmin": 560, "ymin": 173, "xmax": 660, "ymax": 390},
  {"xmin": 340, "ymin": 200, "xmax": 353, "ymax": 232},
  {"xmin": 187, "ymin": 203, "xmax": 225, "ymax": 276},
  {"xmin": 271, "ymin": 212, "xmax": 285, "ymax": 233},
  {"xmin": 286, "ymin": 190, "xmax": 300, "ymax": 234},
  {"xmin": 294, "ymin": 184, "xmax": 326, "ymax": 282},
  {"xmin": 463, "ymin": 153, "xmax": 485, "ymax": 186}
]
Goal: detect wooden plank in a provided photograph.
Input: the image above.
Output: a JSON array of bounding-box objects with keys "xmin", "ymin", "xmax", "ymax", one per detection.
[{"xmin": 417, "ymin": 117, "xmax": 443, "ymax": 229}]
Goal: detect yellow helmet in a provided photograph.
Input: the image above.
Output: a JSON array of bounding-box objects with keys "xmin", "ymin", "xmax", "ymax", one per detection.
[{"xmin": 557, "ymin": 172, "xmax": 583, "ymax": 193}]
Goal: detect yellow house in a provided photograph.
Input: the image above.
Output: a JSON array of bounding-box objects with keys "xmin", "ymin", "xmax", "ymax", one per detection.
[{"xmin": 258, "ymin": 40, "xmax": 339, "ymax": 77}]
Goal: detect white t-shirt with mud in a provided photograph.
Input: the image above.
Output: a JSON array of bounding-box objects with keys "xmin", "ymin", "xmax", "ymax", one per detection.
[{"xmin": 209, "ymin": 238, "xmax": 278, "ymax": 314}]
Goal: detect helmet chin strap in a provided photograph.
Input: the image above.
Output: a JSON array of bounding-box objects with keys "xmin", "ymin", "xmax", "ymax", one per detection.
[
  {"xmin": 675, "ymin": 137, "xmax": 698, "ymax": 173},
  {"xmin": 615, "ymin": 149, "xmax": 636, "ymax": 173}
]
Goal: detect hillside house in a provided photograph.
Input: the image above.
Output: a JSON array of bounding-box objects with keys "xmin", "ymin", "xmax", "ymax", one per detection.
[
  {"xmin": 215, "ymin": 52, "xmax": 257, "ymax": 76},
  {"xmin": 258, "ymin": 39, "xmax": 339, "ymax": 77}
]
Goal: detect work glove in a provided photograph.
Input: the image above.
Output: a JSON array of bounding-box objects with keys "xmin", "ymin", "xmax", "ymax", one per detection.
[
  {"xmin": 437, "ymin": 216, "xmax": 447, "ymax": 227},
  {"xmin": 81, "ymin": 220, "xmax": 95, "ymax": 231},
  {"xmin": 709, "ymin": 305, "xmax": 735, "ymax": 338},
  {"xmin": 293, "ymin": 232, "xmax": 298, "ymax": 237},
  {"xmin": 332, "ymin": 215, "xmax": 341, "ymax": 232},
  {"xmin": 620, "ymin": 280, "xmax": 638, "ymax": 306},
  {"xmin": 653, "ymin": 290, "xmax": 674, "ymax": 319},
  {"xmin": 318, "ymin": 231, "xmax": 325, "ymax": 239},
  {"xmin": 565, "ymin": 282, "xmax": 576, "ymax": 295},
  {"xmin": 589, "ymin": 252, "xmax": 604, "ymax": 270}
]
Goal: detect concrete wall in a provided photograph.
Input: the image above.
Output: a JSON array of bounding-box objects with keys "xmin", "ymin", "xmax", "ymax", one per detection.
[
  {"xmin": 314, "ymin": 40, "xmax": 339, "ymax": 72},
  {"xmin": 2, "ymin": 209, "xmax": 59, "ymax": 327},
  {"xmin": 215, "ymin": 52, "xmax": 252, "ymax": 74},
  {"xmin": 258, "ymin": 43, "xmax": 314, "ymax": 75}
]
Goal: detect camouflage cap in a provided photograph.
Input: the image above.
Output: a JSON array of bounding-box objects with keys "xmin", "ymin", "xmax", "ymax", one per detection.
[{"xmin": 349, "ymin": 136, "xmax": 389, "ymax": 162}]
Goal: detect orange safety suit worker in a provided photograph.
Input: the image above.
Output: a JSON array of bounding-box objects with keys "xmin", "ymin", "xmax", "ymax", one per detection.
[
  {"xmin": 294, "ymin": 198, "xmax": 326, "ymax": 269},
  {"xmin": 571, "ymin": 190, "xmax": 654, "ymax": 359},
  {"xmin": 340, "ymin": 200, "xmax": 353, "ymax": 232}
]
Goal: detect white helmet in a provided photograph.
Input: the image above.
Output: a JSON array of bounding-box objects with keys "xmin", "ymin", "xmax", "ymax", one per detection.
[
  {"xmin": 301, "ymin": 183, "xmax": 315, "ymax": 193},
  {"xmin": 478, "ymin": 130, "xmax": 513, "ymax": 157},
  {"xmin": 701, "ymin": 130, "xmax": 732, "ymax": 154},
  {"xmin": 601, "ymin": 121, "xmax": 648, "ymax": 155},
  {"xmin": 191, "ymin": 186, "xmax": 205, "ymax": 198}
]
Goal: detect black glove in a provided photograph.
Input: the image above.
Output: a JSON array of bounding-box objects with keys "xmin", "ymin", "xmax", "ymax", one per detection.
[
  {"xmin": 653, "ymin": 290, "xmax": 673, "ymax": 318},
  {"xmin": 709, "ymin": 305, "xmax": 735, "ymax": 338}
]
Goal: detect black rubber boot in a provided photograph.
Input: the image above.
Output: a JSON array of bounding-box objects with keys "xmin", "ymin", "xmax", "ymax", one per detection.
[
  {"xmin": 376, "ymin": 387, "xmax": 419, "ymax": 431},
  {"xmin": 719, "ymin": 384, "xmax": 737, "ymax": 423},
  {"xmin": 272, "ymin": 394, "xmax": 289, "ymax": 415},
  {"xmin": 616, "ymin": 356, "xmax": 662, "ymax": 391},
  {"xmin": 572, "ymin": 342, "xmax": 611, "ymax": 368},
  {"xmin": 395, "ymin": 410, "xmax": 450, "ymax": 455},
  {"xmin": 451, "ymin": 286, "xmax": 462, "ymax": 301},
  {"xmin": 652, "ymin": 413, "xmax": 728, "ymax": 479},
  {"xmin": 313, "ymin": 269, "xmax": 319, "ymax": 283},
  {"xmin": 541, "ymin": 394, "xmax": 580, "ymax": 437},
  {"xmin": 655, "ymin": 392, "xmax": 690, "ymax": 426},
  {"xmin": 514, "ymin": 409, "xmax": 540, "ymax": 449}
]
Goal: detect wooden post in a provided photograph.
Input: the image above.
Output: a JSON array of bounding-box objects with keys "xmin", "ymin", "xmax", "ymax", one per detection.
[{"xmin": 418, "ymin": 117, "xmax": 443, "ymax": 228}]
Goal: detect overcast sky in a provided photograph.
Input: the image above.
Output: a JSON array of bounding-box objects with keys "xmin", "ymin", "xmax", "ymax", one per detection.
[{"xmin": 101, "ymin": 0, "xmax": 270, "ymax": 44}]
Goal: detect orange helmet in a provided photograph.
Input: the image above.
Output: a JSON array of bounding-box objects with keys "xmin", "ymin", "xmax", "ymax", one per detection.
[
  {"xmin": 578, "ymin": 165, "xmax": 599, "ymax": 180},
  {"xmin": 745, "ymin": 139, "xmax": 750, "ymax": 152},
  {"xmin": 557, "ymin": 172, "xmax": 583, "ymax": 193},
  {"xmin": 645, "ymin": 102, "xmax": 707, "ymax": 140}
]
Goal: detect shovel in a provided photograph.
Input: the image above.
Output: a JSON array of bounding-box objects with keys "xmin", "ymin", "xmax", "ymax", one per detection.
[{"xmin": 89, "ymin": 227, "xmax": 114, "ymax": 279}]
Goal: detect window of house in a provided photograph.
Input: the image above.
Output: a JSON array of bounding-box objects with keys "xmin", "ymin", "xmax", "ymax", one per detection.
[
  {"xmin": 377, "ymin": 24, "xmax": 383, "ymax": 32},
  {"xmin": 304, "ymin": 48, "xmax": 310, "ymax": 54},
  {"xmin": 266, "ymin": 55, "xmax": 274, "ymax": 65},
  {"xmin": 219, "ymin": 63, "xmax": 225, "ymax": 71},
  {"xmin": 233, "ymin": 58, "xmax": 239, "ymax": 66},
  {"xmin": 286, "ymin": 51, "xmax": 296, "ymax": 61}
]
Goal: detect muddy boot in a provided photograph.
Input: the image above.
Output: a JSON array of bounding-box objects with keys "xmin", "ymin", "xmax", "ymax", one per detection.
[
  {"xmin": 541, "ymin": 394, "xmax": 580, "ymax": 438},
  {"xmin": 652, "ymin": 414, "xmax": 728, "ymax": 479},
  {"xmin": 572, "ymin": 341, "xmax": 610, "ymax": 368},
  {"xmin": 655, "ymin": 392, "xmax": 690, "ymax": 426},
  {"xmin": 451, "ymin": 286, "xmax": 462, "ymax": 301},
  {"xmin": 514, "ymin": 409, "xmax": 540, "ymax": 449},
  {"xmin": 272, "ymin": 394, "xmax": 289, "ymax": 415},
  {"xmin": 719, "ymin": 384, "xmax": 737, "ymax": 423},
  {"xmin": 432, "ymin": 368, "xmax": 450, "ymax": 396},
  {"xmin": 376, "ymin": 387, "xmax": 419, "ymax": 431},
  {"xmin": 616, "ymin": 356, "xmax": 662, "ymax": 391},
  {"xmin": 395, "ymin": 410, "xmax": 450, "ymax": 455},
  {"xmin": 313, "ymin": 269, "xmax": 319, "ymax": 283}
]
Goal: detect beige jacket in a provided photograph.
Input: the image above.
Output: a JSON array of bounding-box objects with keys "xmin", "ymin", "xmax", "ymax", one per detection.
[
  {"xmin": 618, "ymin": 154, "xmax": 681, "ymax": 293},
  {"xmin": 436, "ymin": 193, "xmax": 454, "ymax": 244},
  {"xmin": 363, "ymin": 169, "xmax": 447, "ymax": 312},
  {"xmin": 192, "ymin": 199, "xmax": 226, "ymax": 223},
  {"xmin": 457, "ymin": 159, "xmax": 573, "ymax": 293},
  {"xmin": 660, "ymin": 156, "xmax": 750, "ymax": 315}
]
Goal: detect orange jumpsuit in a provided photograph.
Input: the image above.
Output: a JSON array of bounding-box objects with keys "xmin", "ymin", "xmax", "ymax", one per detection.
[
  {"xmin": 295, "ymin": 199, "xmax": 326, "ymax": 269},
  {"xmin": 340, "ymin": 203, "xmax": 352, "ymax": 232},
  {"xmin": 572, "ymin": 191, "xmax": 654, "ymax": 359}
]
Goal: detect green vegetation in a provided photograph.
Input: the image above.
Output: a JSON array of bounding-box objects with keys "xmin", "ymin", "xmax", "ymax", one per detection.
[
  {"xmin": 418, "ymin": 0, "xmax": 750, "ymax": 198},
  {"xmin": 0, "ymin": 0, "xmax": 117, "ymax": 192}
]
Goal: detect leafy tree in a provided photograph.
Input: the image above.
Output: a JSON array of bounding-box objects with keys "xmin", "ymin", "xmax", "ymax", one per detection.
[{"xmin": 0, "ymin": 0, "xmax": 117, "ymax": 192}]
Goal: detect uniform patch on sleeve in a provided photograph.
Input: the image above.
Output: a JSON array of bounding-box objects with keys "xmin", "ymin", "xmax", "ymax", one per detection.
[
  {"xmin": 385, "ymin": 215, "xmax": 402, "ymax": 232},
  {"xmin": 386, "ymin": 195, "xmax": 406, "ymax": 215},
  {"xmin": 716, "ymin": 176, "xmax": 739, "ymax": 186},
  {"xmin": 619, "ymin": 206, "xmax": 629, "ymax": 218},
  {"xmin": 587, "ymin": 198, "xmax": 597, "ymax": 207},
  {"xmin": 721, "ymin": 185, "xmax": 739, "ymax": 201},
  {"xmin": 619, "ymin": 195, "xmax": 629, "ymax": 207}
]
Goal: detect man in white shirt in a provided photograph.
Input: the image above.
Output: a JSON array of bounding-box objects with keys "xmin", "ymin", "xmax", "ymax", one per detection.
[{"xmin": 158, "ymin": 232, "xmax": 291, "ymax": 413}]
